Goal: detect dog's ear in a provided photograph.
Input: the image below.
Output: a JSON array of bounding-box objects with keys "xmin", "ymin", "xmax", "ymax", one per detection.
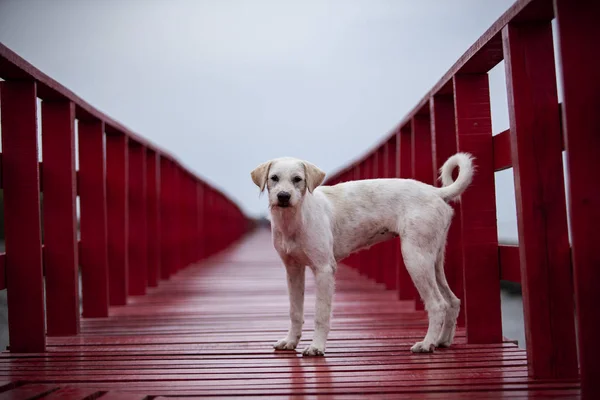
[
  {"xmin": 250, "ymin": 161, "xmax": 272, "ymax": 192},
  {"xmin": 303, "ymin": 161, "xmax": 326, "ymax": 193}
]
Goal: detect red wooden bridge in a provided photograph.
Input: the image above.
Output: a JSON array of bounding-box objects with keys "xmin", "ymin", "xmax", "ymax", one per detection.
[{"xmin": 0, "ymin": 0, "xmax": 597, "ymax": 398}]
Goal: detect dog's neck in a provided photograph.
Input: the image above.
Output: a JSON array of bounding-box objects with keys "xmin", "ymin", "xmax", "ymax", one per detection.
[{"xmin": 269, "ymin": 195, "xmax": 313, "ymax": 238}]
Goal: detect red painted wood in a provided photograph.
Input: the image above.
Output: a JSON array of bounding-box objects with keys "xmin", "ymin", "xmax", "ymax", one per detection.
[
  {"xmin": 371, "ymin": 151, "xmax": 385, "ymax": 284},
  {"xmin": 453, "ymin": 73, "xmax": 502, "ymax": 344},
  {"xmin": 0, "ymin": 384, "xmax": 58, "ymax": 400},
  {"xmin": 146, "ymin": 150, "xmax": 160, "ymax": 287},
  {"xmin": 159, "ymin": 157, "xmax": 172, "ymax": 280},
  {"xmin": 383, "ymin": 138, "xmax": 398, "ymax": 291},
  {"xmin": 498, "ymin": 245, "xmax": 520, "ymax": 283},
  {"xmin": 411, "ymin": 115, "xmax": 434, "ymax": 186},
  {"xmin": 0, "ymin": 81, "xmax": 45, "ymax": 352},
  {"xmin": 0, "ymin": 231, "xmax": 581, "ymax": 398},
  {"xmin": 359, "ymin": 159, "xmax": 372, "ymax": 277},
  {"xmin": 397, "ymin": 126, "xmax": 416, "ymax": 304},
  {"xmin": 106, "ymin": 133, "xmax": 129, "ymax": 306},
  {"xmin": 554, "ymin": 0, "xmax": 600, "ymax": 396},
  {"xmin": 430, "ymin": 94, "xmax": 465, "ymax": 327},
  {"xmin": 503, "ymin": 20, "xmax": 578, "ymax": 379},
  {"xmin": 42, "ymin": 386, "xmax": 101, "ymax": 400},
  {"xmin": 41, "ymin": 100, "xmax": 80, "ymax": 336},
  {"xmin": 492, "ymin": 129, "xmax": 512, "ymax": 171},
  {"xmin": 197, "ymin": 180, "xmax": 204, "ymax": 259},
  {"xmin": 78, "ymin": 119, "xmax": 110, "ymax": 318},
  {"xmin": 128, "ymin": 143, "xmax": 148, "ymax": 295},
  {"xmin": 411, "ymin": 114, "xmax": 433, "ymax": 312},
  {"xmin": 171, "ymin": 165, "xmax": 182, "ymax": 273}
]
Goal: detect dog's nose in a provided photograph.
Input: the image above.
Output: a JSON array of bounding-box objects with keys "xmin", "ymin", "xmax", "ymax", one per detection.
[{"xmin": 277, "ymin": 192, "xmax": 291, "ymax": 203}]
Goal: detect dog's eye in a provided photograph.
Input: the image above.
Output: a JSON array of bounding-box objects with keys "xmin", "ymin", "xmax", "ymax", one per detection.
[
  {"xmin": 293, "ymin": 176, "xmax": 302, "ymax": 183},
  {"xmin": 271, "ymin": 175, "xmax": 279, "ymax": 182}
]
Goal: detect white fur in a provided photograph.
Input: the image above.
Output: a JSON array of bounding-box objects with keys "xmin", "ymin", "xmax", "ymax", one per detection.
[{"xmin": 250, "ymin": 152, "xmax": 475, "ymax": 356}]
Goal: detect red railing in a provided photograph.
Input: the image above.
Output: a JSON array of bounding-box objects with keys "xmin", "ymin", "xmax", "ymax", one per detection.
[
  {"xmin": 324, "ymin": 0, "xmax": 597, "ymax": 396},
  {"xmin": 0, "ymin": 43, "xmax": 251, "ymax": 353}
]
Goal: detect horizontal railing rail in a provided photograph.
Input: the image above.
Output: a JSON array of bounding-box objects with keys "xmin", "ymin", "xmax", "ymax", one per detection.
[
  {"xmin": 0, "ymin": 42, "xmax": 252, "ymax": 353},
  {"xmin": 323, "ymin": 0, "xmax": 597, "ymax": 396}
]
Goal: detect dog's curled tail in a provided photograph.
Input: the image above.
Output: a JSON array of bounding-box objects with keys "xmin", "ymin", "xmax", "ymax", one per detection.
[{"xmin": 437, "ymin": 152, "xmax": 475, "ymax": 202}]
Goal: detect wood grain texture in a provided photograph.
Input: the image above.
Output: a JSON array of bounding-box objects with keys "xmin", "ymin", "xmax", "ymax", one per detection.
[
  {"xmin": 554, "ymin": 0, "xmax": 600, "ymax": 396},
  {"xmin": 79, "ymin": 120, "xmax": 110, "ymax": 318},
  {"xmin": 0, "ymin": 230, "xmax": 580, "ymax": 398},
  {"xmin": 430, "ymin": 94, "xmax": 465, "ymax": 327},
  {"xmin": 41, "ymin": 100, "xmax": 80, "ymax": 336},
  {"xmin": 397, "ymin": 126, "xmax": 416, "ymax": 304},
  {"xmin": 503, "ymin": 20, "xmax": 578, "ymax": 379},
  {"xmin": 106, "ymin": 133, "xmax": 129, "ymax": 307},
  {"xmin": 453, "ymin": 74, "xmax": 502, "ymax": 344},
  {"xmin": 0, "ymin": 81, "xmax": 45, "ymax": 352},
  {"xmin": 127, "ymin": 143, "xmax": 148, "ymax": 296},
  {"xmin": 146, "ymin": 150, "xmax": 160, "ymax": 287}
]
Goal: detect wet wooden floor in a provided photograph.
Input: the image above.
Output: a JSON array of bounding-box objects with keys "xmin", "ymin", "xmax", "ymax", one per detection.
[{"xmin": 0, "ymin": 229, "xmax": 580, "ymax": 398}]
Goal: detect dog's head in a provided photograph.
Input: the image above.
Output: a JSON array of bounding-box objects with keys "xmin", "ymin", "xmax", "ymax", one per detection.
[{"xmin": 250, "ymin": 157, "xmax": 326, "ymax": 209}]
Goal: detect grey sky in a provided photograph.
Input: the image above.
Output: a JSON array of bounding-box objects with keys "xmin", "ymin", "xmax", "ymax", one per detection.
[{"xmin": 0, "ymin": 0, "xmax": 540, "ymax": 242}]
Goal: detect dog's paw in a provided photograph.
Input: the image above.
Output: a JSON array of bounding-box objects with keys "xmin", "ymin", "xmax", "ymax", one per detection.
[
  {"xmin": 410, "ymin": 341, "xmax": 436, "ymax": 353},
  {"xmin": 302, "ymin": 344, "xmax": 325, "ymax": 357},
  {"xmin": 273, "ymin": 338, "xmax": 299, "ymax": 351},
  {"xmin": 436, "ymin": 339, "xmax": 452, "ymax": 348}
]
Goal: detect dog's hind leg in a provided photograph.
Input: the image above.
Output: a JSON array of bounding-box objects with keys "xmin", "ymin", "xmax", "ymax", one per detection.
[
  {"xmin": 433, "ymin": 244, "xmax": 461, "ymax": 348},
  {"xmin": 401, "ymin": 238, "xmax": 449, "ymax": 353},
  {"xmin": 274, "ymin": 263, "xmax": 305, "ymax": 350}
]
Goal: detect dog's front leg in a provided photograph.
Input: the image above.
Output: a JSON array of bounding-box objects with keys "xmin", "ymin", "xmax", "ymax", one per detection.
[
  {"xmin": 274, "ymin": 263, "xmax": 305, "ymax": 351},
  {"xmin": 303, "ymin": 264, "xmax": 335, "ymax": 356}
]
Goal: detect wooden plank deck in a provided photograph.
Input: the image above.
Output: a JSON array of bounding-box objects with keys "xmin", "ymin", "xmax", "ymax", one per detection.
[{"xmin": 0, "ymin": 229, "xmax": 580, "ymax": 399}]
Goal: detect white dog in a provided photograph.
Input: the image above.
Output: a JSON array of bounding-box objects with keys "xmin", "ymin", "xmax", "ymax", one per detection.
[{"xmin": 250, "ymin": 152, "xmax": 474, "ymax": 356}]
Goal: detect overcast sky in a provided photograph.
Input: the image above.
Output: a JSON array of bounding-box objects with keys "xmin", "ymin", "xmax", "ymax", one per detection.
[{"xmin": 0, "ymin": 0, "xmax": 551, "ymax": 242}]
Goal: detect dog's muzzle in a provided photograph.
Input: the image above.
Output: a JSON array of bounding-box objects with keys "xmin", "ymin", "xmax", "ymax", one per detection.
[{"xmin": 277, "ymin": 192, "xmax": 291, "ymax": 207}]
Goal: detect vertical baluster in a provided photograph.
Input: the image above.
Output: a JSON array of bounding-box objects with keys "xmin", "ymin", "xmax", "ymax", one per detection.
[
  {"xmin": 106, "ymin": 132, "xmax": 129, "ymax": 305},
  {"xmin": 196, "ymin": 181, "xmax": 206, "ymax": 260},
  {"xmin": 41, "ymin": 100, "xmax": 79, "ymax": 335},
  {"xmin": 172, "ymin": 165, "xmax": 181, "ymax": 273},
  {"xmin": 385, "ymin": 136, "xmax": 398, "ymax": 291},
  {"xmin": 398, "ymin": 125, "xmax": 417, "ymax": 304},
  {"xmin": 197, "ymin": 181, "xmax": 204, "ymax": 261},
  {"xmin": 79, "ymin": 119, "xmax": 110, "ymax": 316},
  {"xmin": 453, "ymin": 73, "xmax": 502, "ymax": 343},
  {"xmin": 553, "ymin": 0, "xmax": 600, "ymax": 393},
  {"xmin": 1, "ymin": 80, "xmax": 45, "ymax": 352},
  {"xmin": 159, "ymin": 156, "xmax": 171, "ymax": 280},
  {"xmin": 411, "ymin": 114, "xmax": 433, "ymax": 311},
  {"xmin": 430, "ymin": 94, "xmax": 465, "ymax": 327},
  {"xmin": 127, "ymin": 142, "xmax": 147, "ymax": 295},
  {"xmin": 146, "ymin": 150, "xmax": 160, "ymax": 287},
  {"xmin": 503, "ymin": 20, "xmax": 578, "ymax": 379}
]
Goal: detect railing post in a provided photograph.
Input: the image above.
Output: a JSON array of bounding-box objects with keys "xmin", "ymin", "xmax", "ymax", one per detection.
[
  {"xmin": 411, "ymin": 114, "xmax": 433, "ymax": 311},
  {"xmin": 453, "ymin": 73, "xmax": 502, "ymax": 343},
  {"xmin": 1, "ymin": 80, "xmax": 45, "ymax": 352},
  {"xmin": 159, "ymin": 156, "xmax": 171, "ymax": 280},
  {"xmin": 384, "ymin": 137, "xmax": 398, "ymax": 291},
  {"xmin": 430, "ymin": 94, "xmax": 465, "ymax": 327},
  {"xmin": 398, "ymin": 125, "xmax": 417, "ymax": 304},
  {"xmin": 78, "ymin": 119, "xmax": 110, "ymax": 318},
  {"xmin": 197, "ymin": 181, "xmax": 204, "ymax": 260},
  {"xmin": 146, "ymin": 150, "xmax": 160, "ymax": 287},
  {"xmin": 554, "ymin": 0, "xmax": 600, "ymax": 395},
  {"xmin": 191, "ymin": 176, "xmax": 199, "ymax": 263},
  {"xmin": 128, "ymin": 142, "xmax": 147, "ymax": 295},
  {"xmin": 503, "ymin": 20, "xmax": 578, "ymax": 379},
  {"xmin": 41, "ymin": 100, "xmax": 80, "ymax": 336},
  {"xmin": 106, "ymin": 132, "xmax": 129, "ymax": 306}
]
